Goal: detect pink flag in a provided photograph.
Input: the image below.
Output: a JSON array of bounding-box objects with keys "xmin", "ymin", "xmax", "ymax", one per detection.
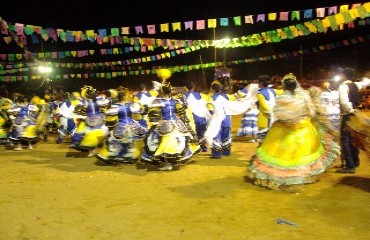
[
  {"xmin": 244, "ymin": 15, "xmax": 254, "ymax": 24},
  {"xmin": 316, "ymin": 8, "xmax": 325, "ymax": 18},
  {"xmin": 135, "ymin": 26, "xmax": 143, "ymax": 34},
  {"xmin": 147, "ymin": 25, "xmax": 156, "ymax": 34},
  {"xmin": 256, "ymin": 14, "xmax": 266, "ymax": 22},
  {"xmin": 328, "ymin": 6, "xmax": 338, "ymax": 15},
  {"xmin": 196, "ymin": 20, "xmax": 205, "ymax": 30},
  {"xmin": 96, "ymin": 36, "xmax": 104, "ymax": 44},
  {"xmin": 184, "ymin": 21, "xmax": 193, "ymax": 30},
  {"xmin": 279, "ymin": 12, "xmax": 289, "ymax": 21},
  {"xmin": 15, "ymin": 23, "xmax": 24, "ymax": 35},
  {"xmin": 46, "ymin": 29, "xmax": 56, "ymax": 42},
  {"xmin": 0, "ymin": 20, "xmax": 9, "ymax": 34}
]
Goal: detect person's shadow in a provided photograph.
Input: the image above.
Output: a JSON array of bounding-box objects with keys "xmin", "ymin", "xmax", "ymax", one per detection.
[{"xmin": 336, "ymin": 176, "xmax": 370, "ymax": 192}]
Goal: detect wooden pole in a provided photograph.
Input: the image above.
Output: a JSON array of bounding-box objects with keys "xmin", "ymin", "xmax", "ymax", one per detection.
[
  {"xmin": 199, "ymin": 55, "xmax": 207, "ymax": 92},
  {"xmin": 300, "ymin": 45, "xmax": 303, "ymax": 80},
  {"xmin": 213, "ymin": 28, "xmax": 217, "ymax": 66}
]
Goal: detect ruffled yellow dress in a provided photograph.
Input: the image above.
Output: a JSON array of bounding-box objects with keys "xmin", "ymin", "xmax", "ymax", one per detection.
[
  {"xmin": 345, "ymin": 110, "xmax": 370, "ymax": 158},
  {"xmin": 247, "ymin": 90, "xmax": 340, "ymax": 189}
]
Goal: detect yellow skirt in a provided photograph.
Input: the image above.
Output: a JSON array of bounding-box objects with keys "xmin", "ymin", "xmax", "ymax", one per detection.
[
  {"xmin": 258, "ymin": 118, "xmax": 322, "ymax": 167},
  {"xmin": 247, "ymin": 118, "xmax": 340, "ymax": 188}
]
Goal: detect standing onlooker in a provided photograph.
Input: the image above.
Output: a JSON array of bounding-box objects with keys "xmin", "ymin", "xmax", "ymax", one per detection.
[{"xmin": 336, "ymin": 68, "xmax": 370, "ymax": 173}]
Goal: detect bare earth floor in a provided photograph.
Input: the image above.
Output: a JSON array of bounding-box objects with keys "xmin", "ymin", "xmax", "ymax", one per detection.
[{"xmin": 1, "ymin": 115, "xmax": 370, "ymax": 240}]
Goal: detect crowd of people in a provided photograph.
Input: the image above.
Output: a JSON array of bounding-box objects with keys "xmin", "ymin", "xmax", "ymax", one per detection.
[{"xmin": 1, "ymin": 67, "xmax": 369, "ymax": 190}]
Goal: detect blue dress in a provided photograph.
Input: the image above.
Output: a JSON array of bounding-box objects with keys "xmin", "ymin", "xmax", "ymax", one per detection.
[
  {"xmin": 140, "ymin": 96, "xmax": 200, "ymax": 167},
  {"xmin": 97, "ymin": 102, "xmax": 146, "ymax": 163}
]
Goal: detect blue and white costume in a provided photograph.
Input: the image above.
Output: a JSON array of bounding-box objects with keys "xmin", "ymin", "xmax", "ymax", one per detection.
[{"xmin": 97, "ymin": 101, "xmax": 146, "ymax": 163}]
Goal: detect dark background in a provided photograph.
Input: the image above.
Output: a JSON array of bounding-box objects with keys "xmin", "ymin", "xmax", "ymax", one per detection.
[{"xmin": 1, "ymin": 0, "xmax": 369, "ymax": 94}]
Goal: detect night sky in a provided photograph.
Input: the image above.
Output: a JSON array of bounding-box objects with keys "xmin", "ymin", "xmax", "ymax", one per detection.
[{"xmin": 1, "ymin": 0, "xmax": 369, "ymax": 93}]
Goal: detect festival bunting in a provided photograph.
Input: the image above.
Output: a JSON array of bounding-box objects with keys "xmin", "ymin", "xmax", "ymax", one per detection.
[{"xmin": 1, "ymin": 2, "xmax": 365, "ymax": 45}]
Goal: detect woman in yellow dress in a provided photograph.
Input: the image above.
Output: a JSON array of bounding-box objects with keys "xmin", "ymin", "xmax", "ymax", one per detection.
[
  {"xmin": 345, "ymin": 110, "xmax": 370, "ymax": 159},
  {"xmin": 246, "ymin": 73, "xmax": 340, "ymax": 190}
]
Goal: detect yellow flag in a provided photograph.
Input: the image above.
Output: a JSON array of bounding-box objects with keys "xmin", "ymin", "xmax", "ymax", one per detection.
[
  {"xmin": 363, "ymin": 2, "xmax": 370, "ymax": 11},
  {"xmin": 207, "ymin": 19, "xmax": 217, "ymax": 28},
  {"xmin": 321, "ymin": 18, "xmax": 331, "ymax": 28},
  {"xmin": 160, "ymin": 23, "xmax": 169, "ymax": 32},
  {"xmin": 268, "ymin": 13, "xmax": 277, "ymax": 21},
  {"xmin": 172, "ymin": 22, "xmax": 181, "ymax": 31},
  {"xmin": 86, "ymin": 30, "xmax": 95, "ymax": 37}
]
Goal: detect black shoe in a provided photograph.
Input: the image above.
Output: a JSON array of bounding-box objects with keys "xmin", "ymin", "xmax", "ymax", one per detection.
[
  {"xmin": 336, "ymin": 168, "xmax": 356, "ymax": 174},
  {"xmin": 210, "ymin": 156, "xmax": 222, "ymax": 159}
]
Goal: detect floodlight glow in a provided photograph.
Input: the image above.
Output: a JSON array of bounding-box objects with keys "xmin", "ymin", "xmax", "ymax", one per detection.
[
  {"xmin": 222, "ymin": 38, "xmax": 231, "ymax": 43},
  {"xmin": 333, "ymin": 75, "xmax": 341, "ymax": 82},
  {"xmin": 214, "ymin": 37, "xmax": 231, "ymax": 48},
  {"xmin": 38, "ymin": 66, "xmax": 52, "ymax": 73}
]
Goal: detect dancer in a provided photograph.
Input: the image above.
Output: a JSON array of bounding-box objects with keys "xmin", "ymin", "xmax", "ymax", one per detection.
[
  {"xmin": 236, "ymin": 83, "xmax": 260, "ymax": 142},
  {"xmin": 97, "ymin": 91, "xmax": 146, "ymax": 164},
  {"xmin": 8, "ymin": 95, "xmax": 40, "ymax": 150},
  {"xmin": 103, "ymin": 89, "xmax": 119, "ymax": 131},
  {"xmin": 344, "ymin": 109, "xmax": 370, "ymax": 159},
  {"xmin": 133, "ymin": 83, "xmax": 155, "ymax": 129},
  {"xmin": 140, "ymin": 70, "xmax": 199, "ymax": 170},
  {"xmin": 71, "ymin": 86, "xmax": 110, "ymax": 157},
  {"xmin": 246, "ymin": 73, "xmax": 340, "ymax": 190},
  {"xmin": 256, "ymin": 75, "xmax": 277, "ymax": 143},
  {"xmin": 56, "ymin": 92, "xmax": 78, "ymax": 144},
  {"xmin": 205, "ymin": 82, "xmax": 255, "ymax": 159},
  {"xmin": 0, "ymin": 86, "xmax": 13, "ymax": 144},
  {"xmin": 204, "ymin": 83, "xmax": 232, "ymax": 159},
  {"xmin": 184, "ymin": 80, "xmax": 211, "ymax": 152},
  {"xmin": 319, "ymin": 82, "xmax": 340, "ymax": 131}
]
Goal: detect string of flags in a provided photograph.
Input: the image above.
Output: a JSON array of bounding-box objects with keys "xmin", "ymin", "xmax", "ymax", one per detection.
[
  {"xmin": 0, "ymin": 2, "xmax": 365, "ymax": 46},
  {"xmin": 1, "ymin": 2, "xmax": 369, "ymax": 83},
  {"xmin": 1, "ymin": 34, "xmax": 368, "ymax": 82},
  {"xmin": 1, "ymin": 14, "xmax": 369, "ymax": 64}
]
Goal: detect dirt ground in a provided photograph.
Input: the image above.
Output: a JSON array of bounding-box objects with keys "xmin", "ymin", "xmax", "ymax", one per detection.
[{"xmin": 1, "ymin": 115, "xmax": 370, "ymax": 240}]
